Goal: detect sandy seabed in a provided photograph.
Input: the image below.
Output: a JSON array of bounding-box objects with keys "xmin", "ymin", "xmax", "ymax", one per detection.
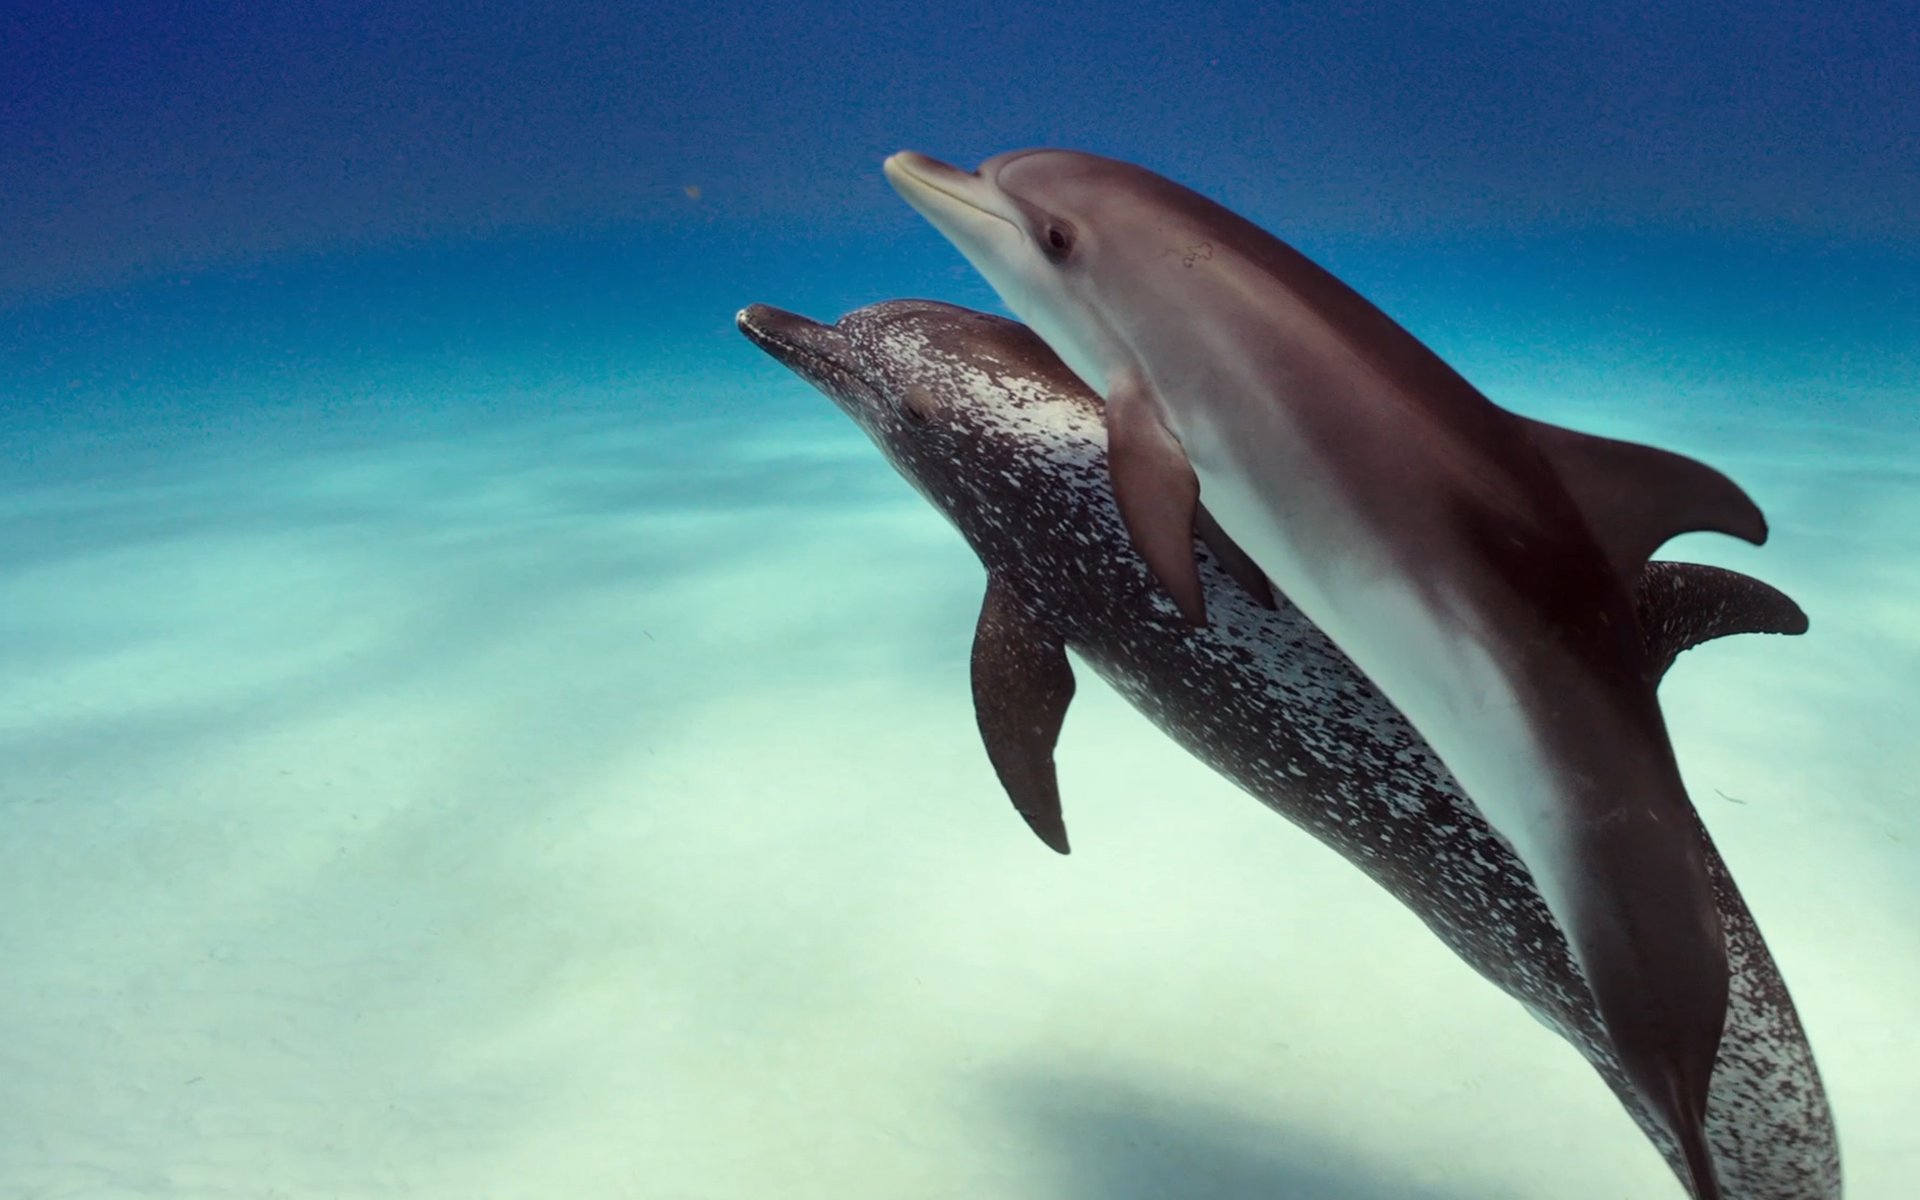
[{"xmin": 1, "ymin": 361, "xmax": 1915, "ymax": 1200}]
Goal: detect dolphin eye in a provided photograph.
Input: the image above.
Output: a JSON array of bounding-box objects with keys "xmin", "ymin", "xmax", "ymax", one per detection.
[
  {"xmin": 898, "ymin": 384, "xmax": 938, "ymax": 426},
  {"xmin": 1041, "ymin": 224, "xmax": 1074, "ymax": 261}
]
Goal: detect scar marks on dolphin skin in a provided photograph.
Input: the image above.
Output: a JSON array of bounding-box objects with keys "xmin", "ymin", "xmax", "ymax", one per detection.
[{"xmin": 1161, "ymin": 241, "xmax": 1214, "ymax": 269}]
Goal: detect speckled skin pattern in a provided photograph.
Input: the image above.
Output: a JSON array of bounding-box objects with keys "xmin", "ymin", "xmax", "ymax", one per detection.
[{"xmin": 737, "ymin": 298, "xmax": 1839, "ymax": 1200}]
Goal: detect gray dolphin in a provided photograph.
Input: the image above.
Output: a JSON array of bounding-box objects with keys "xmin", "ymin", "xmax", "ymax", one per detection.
[
  {"xmin": 737, "ymin": 298, "xmax": 1837, "ymax": 1199},
  {"xmin": 884, "ymin": 149, "xmax": 1776, "ymax": 1200}
]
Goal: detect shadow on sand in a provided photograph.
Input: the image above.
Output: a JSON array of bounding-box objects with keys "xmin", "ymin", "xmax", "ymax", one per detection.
[{"xmin": 997, "ymin": 1074, "xmax": 1498, "ymax": 1200}]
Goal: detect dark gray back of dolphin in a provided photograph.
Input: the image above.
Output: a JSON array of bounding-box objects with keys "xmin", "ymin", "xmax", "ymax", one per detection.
[{"xmin": 737, "ymin": 298, "xmax": 1838, "ymax": 1200}]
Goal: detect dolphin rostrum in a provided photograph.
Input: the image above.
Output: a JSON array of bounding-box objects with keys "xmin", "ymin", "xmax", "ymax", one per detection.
[
  {"xmin": 884, "ymin": 149, "xmax": 1778, "ymax": 1200},
  {"xmin": 736, "ymin": 298, "xmax": 1835, "ymax": 1199}
]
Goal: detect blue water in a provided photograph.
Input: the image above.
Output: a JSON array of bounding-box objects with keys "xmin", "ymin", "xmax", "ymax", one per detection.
[{"xmin": 3, "ymin": 3, "xmax": 1916, "ymax": 1197}]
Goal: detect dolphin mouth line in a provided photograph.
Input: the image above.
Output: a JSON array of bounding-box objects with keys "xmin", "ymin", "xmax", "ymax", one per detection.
[
  {"xmin": 885, "ymin": 153, "xmax": 1019, "ymax": 232},
  {"xmin": 737, "ymin": 309, "xmax": 844, "ymax": 378},
  {"xmin": 735, "ymin": 306, "xmax": 812, "ymax": 360},
  {"xmin": 736, "ymin": 306, "xmax": 863, "ymax": 388}
]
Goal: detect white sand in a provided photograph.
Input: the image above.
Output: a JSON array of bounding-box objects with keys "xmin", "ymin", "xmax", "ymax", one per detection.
[{"xmin": 1, "ymin": 365, "xmax": 1914, "ymax": 1199}]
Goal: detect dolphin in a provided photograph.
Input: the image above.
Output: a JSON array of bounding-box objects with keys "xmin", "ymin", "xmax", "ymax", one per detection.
[
  {"xmin": 884, "ymin": 149, "xmax": 1776, "ymax": 1200},
  {"xmin": 737, "ymin": 298, "xmax": 1837, "ymax": 1199}
]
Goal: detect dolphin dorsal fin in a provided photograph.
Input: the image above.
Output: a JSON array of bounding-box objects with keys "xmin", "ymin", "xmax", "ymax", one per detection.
[
  {"xmin": 1636, "ymin": 561, "xmax": 1809, "ymax": 682},
  {"xmin": 1520, "ymin": 417, "xmax": 1769, "ymax": 583}
]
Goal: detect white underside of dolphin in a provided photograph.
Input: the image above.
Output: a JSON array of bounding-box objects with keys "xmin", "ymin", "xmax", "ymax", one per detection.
[
  {"xmin": 885, "ymin": 147, "xmax": 1777, "ymax": 1200},
  {"xmin": 1179, "ymin": 405, "xmax": 1563, "ymax": 883}
]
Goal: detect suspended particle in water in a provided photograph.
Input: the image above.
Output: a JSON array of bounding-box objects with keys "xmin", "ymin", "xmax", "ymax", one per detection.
[{"xmin": 684, "ymin": 185, "xmax": 701, "ymax": 200}]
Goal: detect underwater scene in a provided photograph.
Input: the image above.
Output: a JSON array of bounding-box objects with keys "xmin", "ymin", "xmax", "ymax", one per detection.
[{"xmin": 3, "ymin": 3, "xmax": 1916, "ymax": 1198}]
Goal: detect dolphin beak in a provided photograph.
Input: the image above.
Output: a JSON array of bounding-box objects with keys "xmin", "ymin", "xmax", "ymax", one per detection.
[
  {"xmin": 883, "ymin": 151, "xmax": 981, "ymax": 207},
  {"xmin": 737, "ymin": 304, "xmax": 842, "ymax": 367},
  {"xmin": 736, "ymin": 304, "xmax": 872, "ymax": 416},
  {"xmin": 884, "ymin": 151, "xmax": 1022, "ymax": 244}
]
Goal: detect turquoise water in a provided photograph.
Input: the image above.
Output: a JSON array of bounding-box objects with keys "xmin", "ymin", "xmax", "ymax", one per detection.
[
  {"xmin": 3, "ymin": 225, "xmax": 1914, "ymax": 1197},
  {"xmin": 4, "ymin": 3, "xmax": 1918, "ymax": 1195}
]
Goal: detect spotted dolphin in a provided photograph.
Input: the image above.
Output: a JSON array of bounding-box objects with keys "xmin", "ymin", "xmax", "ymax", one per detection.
[
  {"xmin": 884, "ymin": 149, "xmax": 1777, "ymax": 1200},
  {"xmin": 737, "ymin": 298, "xmax": 1835, "ymax": 1199}
]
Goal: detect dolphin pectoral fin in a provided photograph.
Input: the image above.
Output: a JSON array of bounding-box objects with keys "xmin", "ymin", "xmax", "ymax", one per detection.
[
  {"xmin": 1105, "ymin": 374, "xmax": 1207, "ymax": 626},
  {"xmin": 1195, "ymin": 503, "xmax": 1278, "ymax": 609},
  {"xmin": 1634, "ymin": 559, "xmax": 1810, "ymax": 682},
  {"xmin": 971, "ymin": 576, "xmax": 1076, "ymax": 854},
  {"xmin": 1521, "ymin": 417, "xmax": 1769, "ymax": 582}
]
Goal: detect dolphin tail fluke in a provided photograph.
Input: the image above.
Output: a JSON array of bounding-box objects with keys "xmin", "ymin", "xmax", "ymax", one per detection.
[
  {"xmin": 1105, "ymin": 372, "xmax": 1207, "ymax": 626},
  {"xmin": 971, "ymin": 576, "xmax": 1077, "ymax": 854}
]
